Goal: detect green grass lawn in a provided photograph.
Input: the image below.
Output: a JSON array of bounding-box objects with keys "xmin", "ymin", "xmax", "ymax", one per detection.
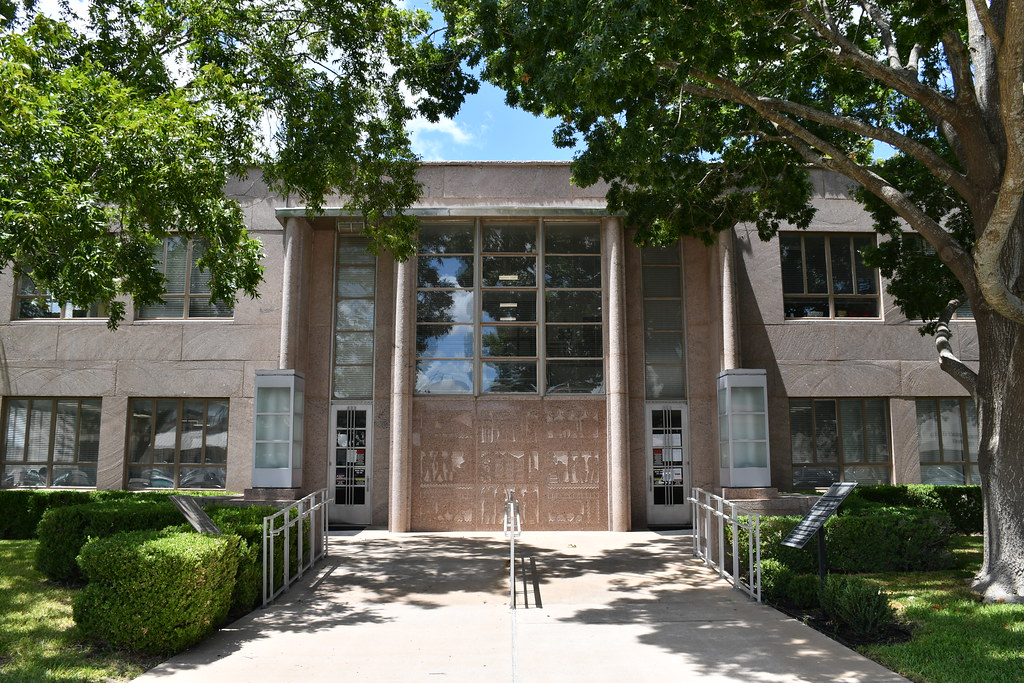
[
  {"xmin": 0, "ymin": 540, "xmax": 157, "ymax": 682},
  {"xmin": 862, "ymin": 536, "xmax": 1024, "ymax": 683}
]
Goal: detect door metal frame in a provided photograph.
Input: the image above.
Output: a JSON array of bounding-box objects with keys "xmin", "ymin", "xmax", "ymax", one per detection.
[
  {"xmin": 328, "ymin": 402, "xmax": 373, "ymax": 525},
  {"xmin": 644, "ymin": 402, "xmax": 692, "ymax": 526}
]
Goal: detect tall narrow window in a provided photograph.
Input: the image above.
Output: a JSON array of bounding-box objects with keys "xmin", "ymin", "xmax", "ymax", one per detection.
[
  {"xmin": 138, "ymin": 237, "xmax": 233, "ymax": 319},
  {"xmin": 333, "ymin": 231, "xmax": 376, "ymax": 399},
  {"xmin": 642, "ymin": 246, "xmax": 685, "ymax": 398},
  {"xmin": 481, "ymin": 221, "xmax": 538, "ymax": 393},
  {"xmin": 1, "ymin": 398, "xmax": 100, "ymax": 487},
  {"xmin": 416, "ymin": 222, "xmax": 476, "ymax": 394},
  {"xmin": 790, "ymin": 398, "xmax": 891, "ymax": 487},
  {"xmin": 916, "ymin": 398, "xmax": 978, "ymax": 484},
  {"xmin": 545, "ymin": 222, "xmax": 603, "ymax": 393},
  {"xmin": 780, "ymin": 234, "xmax": 879, "ymax": 319}
]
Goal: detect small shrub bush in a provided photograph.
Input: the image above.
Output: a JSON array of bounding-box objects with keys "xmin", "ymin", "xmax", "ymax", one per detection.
[
  {"xmin": 35, "ymin": 500, "xmax": 184, "ymax": 583},
  {"xmin": 761, "ymin": 559, "xmax": 820, "ymax": 608},
  {"xmin": 786, "ymin": 574, "xmax": 822, "ymax": 609},
  {"xmin": 819, "ymin": 574, "xmax": 895, "ymax": 637},
  {"xmin": 74, "ymin": 530, "xmax": 240, "ymax": 656}
]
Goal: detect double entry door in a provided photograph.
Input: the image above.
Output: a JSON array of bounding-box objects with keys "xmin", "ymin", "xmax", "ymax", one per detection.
[
  {"xmin": 646, "ymin": 404, "xmax": 692, "ymax": 526},
  {"xmin": 330, "ymin": 404, "xmax": 372, "ymax": 525}
]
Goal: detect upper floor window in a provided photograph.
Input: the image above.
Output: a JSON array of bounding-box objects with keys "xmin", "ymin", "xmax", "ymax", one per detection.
[
  {"xmin": 415, "ymin": 219, "xmax": 603, "ymax": 395},
  {"xmin": 138, "ymin": 237, "xmax": 233, "ymax": 319},
  {"xmin": 15, "ymin": 275, "xmax": 108, "ymax": 320},
  {"xmin": 1, "ymin": 398, "xmax": 101, "ymax": 488},
  {"xmin": 780, "ymin": 233, "xmax": 880, "ymax": 319}
]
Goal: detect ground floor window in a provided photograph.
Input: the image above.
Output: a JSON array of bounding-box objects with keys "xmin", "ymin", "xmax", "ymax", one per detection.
[
  {"xmin": 916, "ymin": 398, "xmax": 978, "ymax": 484},
  {"xmin": 1, "ymin": 398, "xmax": 101, "ymax": 487},
  {"xmin": 789, "ymin": 398, "xmax": 892, "ymax": 487},
  {"xmin": 127, "ymin": 398, "xmax": 228, "ymax": 489}
]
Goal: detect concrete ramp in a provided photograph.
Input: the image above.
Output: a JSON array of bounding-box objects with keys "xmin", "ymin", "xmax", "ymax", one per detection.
[{"xmin": 135, "ymin": 531, "xmax": 907, "ymax": 682}]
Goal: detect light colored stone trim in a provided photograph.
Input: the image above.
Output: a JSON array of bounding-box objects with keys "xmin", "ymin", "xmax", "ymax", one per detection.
[{"xmin": 603, "ymin": 217, "xmax": 630, "ymax": 531}]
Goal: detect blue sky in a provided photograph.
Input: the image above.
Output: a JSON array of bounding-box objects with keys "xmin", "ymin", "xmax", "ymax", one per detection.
[{"xmin": 408, "ymin": 82, "xmax": 577, "ymax": 162}]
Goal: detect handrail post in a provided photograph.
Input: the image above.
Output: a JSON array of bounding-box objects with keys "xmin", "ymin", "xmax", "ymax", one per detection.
[{"xmin": 731, "ymin": 504, "xmax": 740, "ymax": 589}]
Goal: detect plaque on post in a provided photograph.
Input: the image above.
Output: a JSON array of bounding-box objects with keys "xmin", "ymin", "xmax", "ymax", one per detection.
[
  {"xmin": 781, "ymin": 482, "xmax": 856, "ymax": 583},
  {"xmin": 170, "ymin": 495, "xmax": 223, "ymax": 534}
]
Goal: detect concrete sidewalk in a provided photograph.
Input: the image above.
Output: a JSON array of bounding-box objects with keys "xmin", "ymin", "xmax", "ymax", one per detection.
[{"xmin": 134, "ymin": 531, "xmax": 907, "ymax": 682}]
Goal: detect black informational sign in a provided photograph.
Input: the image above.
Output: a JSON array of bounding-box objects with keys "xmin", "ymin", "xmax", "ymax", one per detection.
[
  {"xmin": 781, "ymin": 482, "xmax": 857, "ymax": 549},
  {"xmin": 170, "ymin": 495, "xmax": 223, "ymax": 534}
]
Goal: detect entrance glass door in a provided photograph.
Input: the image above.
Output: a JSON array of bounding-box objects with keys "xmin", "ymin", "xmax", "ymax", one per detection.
[
  {"xmin": 330, "ymin": 404, "xmax": 371, "ymax": 525},
  {"xmin": 646, "ymin": 404, "xmax": 691, "ymax": 526}
]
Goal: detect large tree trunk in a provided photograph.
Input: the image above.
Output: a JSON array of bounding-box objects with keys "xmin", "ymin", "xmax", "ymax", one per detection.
[{"xmin": 970, "ymin": 310, "xmax": 1024, "ymax": 602}]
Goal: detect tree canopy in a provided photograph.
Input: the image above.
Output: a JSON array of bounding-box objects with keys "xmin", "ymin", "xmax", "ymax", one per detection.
[
  {"xmin": 437, "ymin": 0, "xmax": 1024, "ymax": 601},
  {"xmin": 0, "ymin": 0, "xmax": 473, "ymax": 326}
]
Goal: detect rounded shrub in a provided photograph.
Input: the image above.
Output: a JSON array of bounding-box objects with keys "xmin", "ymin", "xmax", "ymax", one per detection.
[
  {"xmin": 35, "ymin": 500, "xmax": 183, "ymax": 583},
  {"xmin": 73, "ymin": 530, "xmax": 240, "ymax": 656}
]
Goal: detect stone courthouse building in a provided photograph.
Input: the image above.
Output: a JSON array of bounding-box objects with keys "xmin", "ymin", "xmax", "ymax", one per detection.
[{"xmin": 0, "ymin": 163, "xmax": 979, "ymax": 530}]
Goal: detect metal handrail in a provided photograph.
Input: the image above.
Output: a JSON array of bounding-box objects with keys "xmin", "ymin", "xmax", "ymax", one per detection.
[
  {"xmin": 262, "ymin": 489, "xmax": 330, "ymax": 606},
  {"xmin": 689, "ymin": 488, "xmax": 761, "ymax": 603},
  {"xmin": 503, "ymin": 489, "xmax": 522, "ymax": 609}
]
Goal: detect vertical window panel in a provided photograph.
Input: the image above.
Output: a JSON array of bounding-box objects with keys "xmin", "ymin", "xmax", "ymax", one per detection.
[{"xmin": 1, "ymin": 398, "xmax": 102, "ymax": 488}]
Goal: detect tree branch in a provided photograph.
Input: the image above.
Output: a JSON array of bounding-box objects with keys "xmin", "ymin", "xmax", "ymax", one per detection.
[
  {"xmin": 683, "ymin": 71, "xmax": 973, "ymax": 201},
  {"xmin": 935, "ymin": 297, "xmax": 978, "ymax": 396},
  {"xmin": 681, "ymin": 70, "xmax": 977, "ymax": 286},
  {"xmin": 861, "ymin": 0, "xmax": 903, "ymax": 71},
  {"xmin": 798, "ymin": 2, "xmax": 962, "ymax": 126},
  {"xmin": 971, "ymin": 0, "xmax": 1003, "ymax": 52}
]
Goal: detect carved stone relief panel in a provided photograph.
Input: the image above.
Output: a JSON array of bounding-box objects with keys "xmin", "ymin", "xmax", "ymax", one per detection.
[{"xmin": 410, "ymin": 397, "xmax": 607, "ymax": 530}]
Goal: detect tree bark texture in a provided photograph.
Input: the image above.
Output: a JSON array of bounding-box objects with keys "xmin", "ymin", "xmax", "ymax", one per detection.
[{"xmin": 971, "ymin": 310, "xmax": 1024, "ymax": 601}]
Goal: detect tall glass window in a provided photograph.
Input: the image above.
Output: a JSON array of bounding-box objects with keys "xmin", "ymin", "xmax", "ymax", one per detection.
[
  {"xmin": 415, "ymin": 219, "xmax": 603, "ymax": 395},
  {"xmin": 916, "ymin": 398, "xmax": 979, "ymax": 484},
  {"xmin": 642, "ymin": 246, "xmax": 686, "ymax": 398},
  {"xmin": 334, "ymin": 231, "xmax": 377, "ymax": 399},
  {"xmin": 1, "ymin": 398, "xmax": 101, "ymax": 487}
]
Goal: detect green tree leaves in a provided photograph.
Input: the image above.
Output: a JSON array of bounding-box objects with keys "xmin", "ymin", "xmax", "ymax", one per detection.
[{"xmin": 1, "ymin": 1, "xmax": 475, "ymax": 326}]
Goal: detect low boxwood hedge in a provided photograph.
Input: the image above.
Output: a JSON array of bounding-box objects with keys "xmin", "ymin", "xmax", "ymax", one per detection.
[
  {"xmin": 36, "ymin": 500, "xmax": 187, "ymax": 583},
  {"xmin": 0, "ymin": 489, "xmax": 232, "ymax": 540},
  {"xmin": 744, "ymin": 505, "xmax": 956, "ymax": 574},
  {"xmin": 846, "ymin": 484, "xmax": 982, "ymax": 534},
  {"xmin": 74, "ymin": 530, "xmax": 240, "ymax": 656}
]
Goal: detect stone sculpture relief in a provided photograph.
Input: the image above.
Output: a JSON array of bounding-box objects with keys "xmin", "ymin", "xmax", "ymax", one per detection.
[{"xmin": 411, "ymin": 398, "xmax": 607, "ymax": 530}]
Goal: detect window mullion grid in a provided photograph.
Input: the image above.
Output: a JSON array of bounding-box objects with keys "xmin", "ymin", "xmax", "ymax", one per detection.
[
  {"xmin": 538, "ymin": 219, "xmax": 547, "ymax": 395},
  {"xmin": 174, "ymin": 399, "xmax": 184, "ymax": 486}
]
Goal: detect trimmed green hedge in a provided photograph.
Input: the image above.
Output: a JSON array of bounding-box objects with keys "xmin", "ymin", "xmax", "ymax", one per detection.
[
  {"xmin": 74, "ymin": 530, "xmax": 239, "ymax": 656},
  {"xmin": 748, "ymin": 506, "xmax": 956, "ymax": 574},
  {"xmin": 35, "ymin": 500, "xmax": 186, "ymax": 583},
  {"xmin": 846, "ymin": 484, "xmax": 982, "ymax": 534},
  {"xmin": 165, "ymin": 504, "xmax": 279, "ymax": 615},
  {"xmin": 0, "ymin": 489, "xmax": 232, "ymax": 540}
]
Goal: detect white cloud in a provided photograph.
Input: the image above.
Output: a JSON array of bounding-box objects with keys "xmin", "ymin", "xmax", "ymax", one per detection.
[{"xmin": 408, "ymin": 117, "xmax": 477, "ymax": 160}]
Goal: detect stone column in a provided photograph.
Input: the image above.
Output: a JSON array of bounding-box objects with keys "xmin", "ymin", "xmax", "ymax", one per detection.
[
  {"xmin": 603, "ymin": 216, "xmax": 630, "ymax": 531},
  {"xmin": 389, "ymin": 257, "xmax": 414, "ymax": 532},
  {"xmin": 278, "ymin": 217, "xmax": 304, "ymax": 370},
  {"xmin": 720, "ymin": 230, "xmax": 740, "ymax": 370}
]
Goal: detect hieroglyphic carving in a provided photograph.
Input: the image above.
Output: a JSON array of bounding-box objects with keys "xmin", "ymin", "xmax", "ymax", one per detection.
[{"xmin": 411, "ymin": 398, "xmax": 607, "ymax": 530}]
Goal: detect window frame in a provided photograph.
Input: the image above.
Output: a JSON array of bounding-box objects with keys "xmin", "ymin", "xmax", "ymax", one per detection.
[
  {"xmin": 780, "ymin": 233, "xmax": 881, "ymax": 320},
  {"xmin": 916, "ymin": 397, "xmax": 979, "ymax": 485},
  {"xmin": 14, "ymin": 274, "xmax": 108, "ymax": 321},
  {"xmin": 137, "ymin": 237, "xmax": 234, "ymax": 320},
  {"xmin": 125, "ymin": 397, "xmax": 229, "ymax": 490},
  {"xmin": 789, "ymin": 398, "xmax": 893, "ymax": 487},
  {"xmin": 414, "ymin": 218, "xmax": 604, "ymax": 396},
  {"xmin": 1, "ymin": 397, "xmax": 102, "ymax": 488}
]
